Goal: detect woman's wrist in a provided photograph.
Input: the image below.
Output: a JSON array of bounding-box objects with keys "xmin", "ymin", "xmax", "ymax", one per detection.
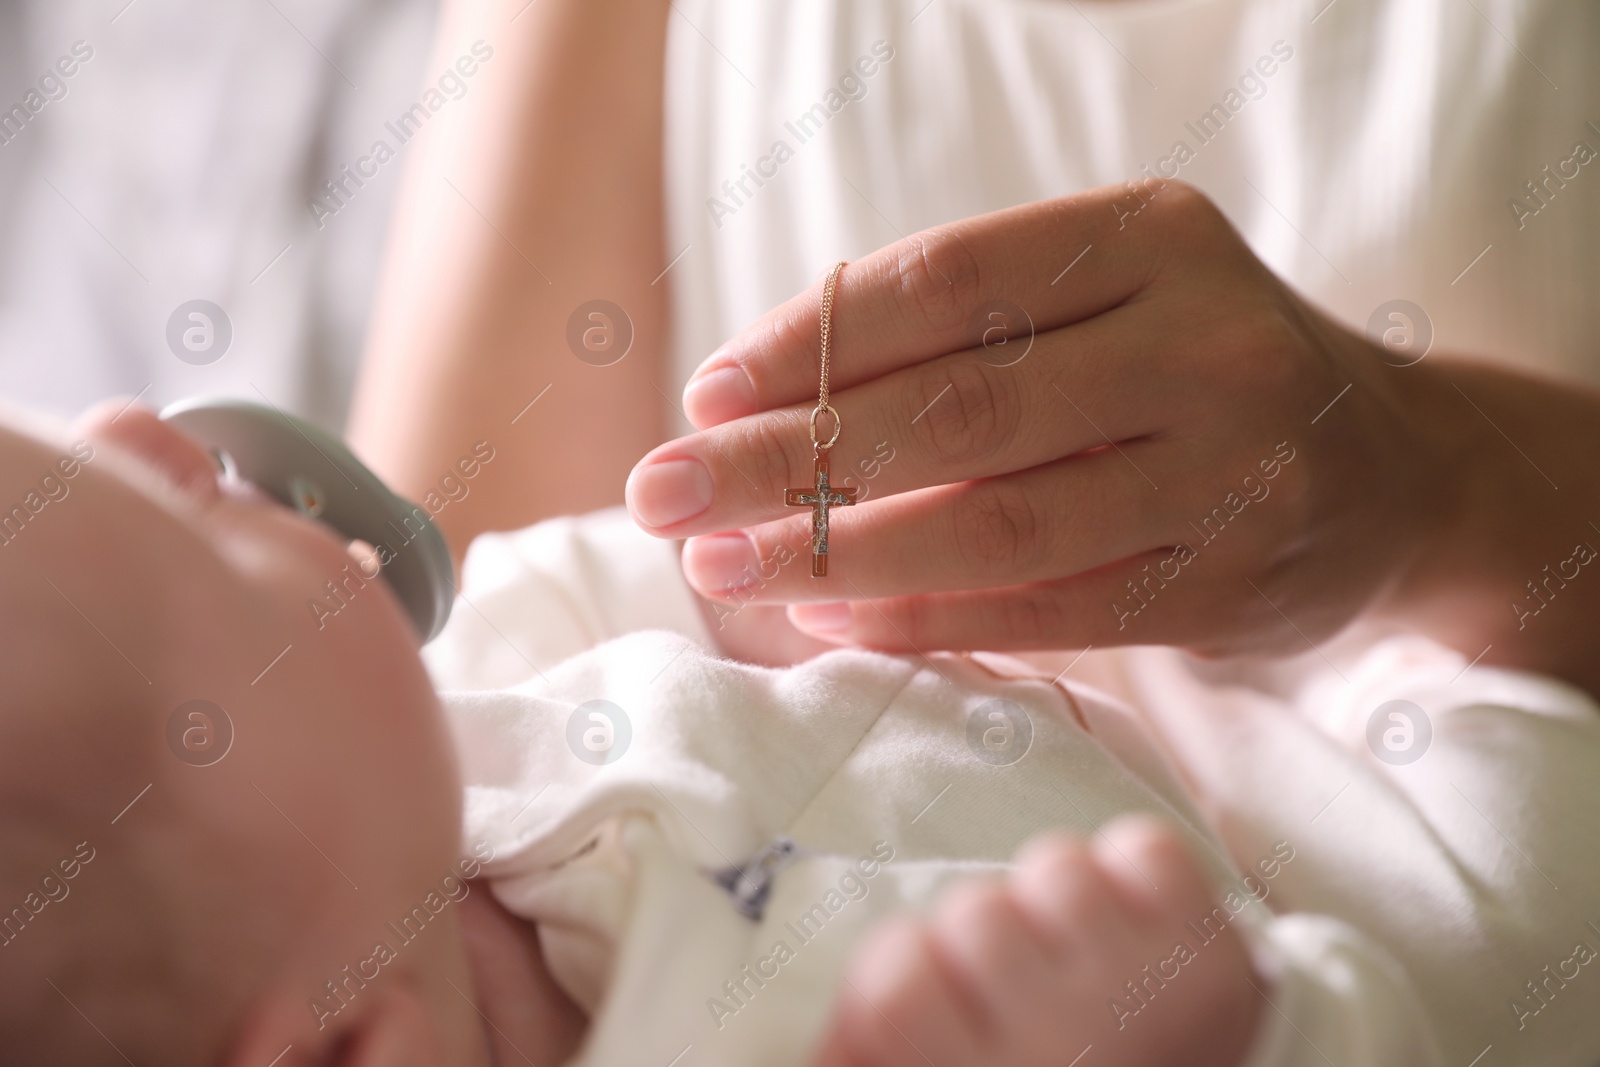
[
  {"xmin": 1368, "ymin": 353, "xmax": 1600, "ymax": 691},
  {"xmin": 1368, "ymin": 354, "xmax": 1495, "ymax": 610}
]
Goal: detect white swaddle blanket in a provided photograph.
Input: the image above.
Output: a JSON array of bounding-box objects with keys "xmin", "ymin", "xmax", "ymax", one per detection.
[{"xmin": 424, "ymin": 509, "xmax": 1514, "ymax": 1066}]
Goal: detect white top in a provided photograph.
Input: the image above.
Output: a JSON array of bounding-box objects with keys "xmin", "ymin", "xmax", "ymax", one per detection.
[
  {"xmin": 4, "ymin": 0, "xmax": 1591, "ymax": 431},
  {"xmin": 662, "ymin": 0, "xmax": 1600, "ymax": 407},
  {"xmin": 426, "ymin": 508, "xmax": 1600, "ymax": 1066}
]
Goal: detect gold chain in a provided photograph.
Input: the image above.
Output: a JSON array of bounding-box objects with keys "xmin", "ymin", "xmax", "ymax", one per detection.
[{"xmin": 813, "ymin": 261, "xmax": 847, "ymax": 452}]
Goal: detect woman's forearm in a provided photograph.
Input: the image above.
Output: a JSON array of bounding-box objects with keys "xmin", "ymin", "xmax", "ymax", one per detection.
[
  {"xmin": 349, "ymin": 0, "xmax": 671, "ymax": 563},
  {"xmin": 1384, "ymin": 356, "xmax": 1600, "ymax": 694}
]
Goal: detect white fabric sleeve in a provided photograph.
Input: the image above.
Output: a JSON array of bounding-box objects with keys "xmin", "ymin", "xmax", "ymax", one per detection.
[
  {"xmin": 1097, "ymin": 635, "xmax": 1600, "ymax": 1066},
  {"xmin": 423, "ymin": 507, "xmax": 712, "ymax": 691},
  {"xmin": 1237, "ymin": 914, "xmax": 1441, "ymax": 1067}
]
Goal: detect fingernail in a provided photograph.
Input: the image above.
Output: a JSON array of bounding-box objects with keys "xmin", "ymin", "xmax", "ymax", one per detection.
[
  {"xmin": 683, "ymin": 533, "xmax": 761, "ymax": 595},
  {"xmin": 627, "ymin": 458, "xmax": 714, "ymax": 528},
  {"xmin": 683, "ymin": 365, "xmax": 756, "ymax": 426},
  {"xmin": 787, "ymin": 601, "xmax": 853, "ymax": 635}
]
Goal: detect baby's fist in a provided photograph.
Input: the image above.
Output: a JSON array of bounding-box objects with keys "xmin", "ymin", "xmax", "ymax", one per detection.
[{"xmin": 812, "ymin": 817, "xmax": 1262, "ymax": 1067}]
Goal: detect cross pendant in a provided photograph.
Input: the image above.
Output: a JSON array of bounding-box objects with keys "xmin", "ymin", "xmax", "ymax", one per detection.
[{"xmin": 785, "ymin": 454, "xmax": 858, "ymax": 577}]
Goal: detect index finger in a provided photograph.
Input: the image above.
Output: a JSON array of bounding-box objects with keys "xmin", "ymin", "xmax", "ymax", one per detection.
[{"xmin": 681, "ymin": 180, "xmax": 1182, "ymax": 429}]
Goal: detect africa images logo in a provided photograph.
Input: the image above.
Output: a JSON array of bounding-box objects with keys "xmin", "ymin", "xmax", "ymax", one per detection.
[{"xmin": 166, "ymin": 300, "xmax": 233, "ymax": 365}]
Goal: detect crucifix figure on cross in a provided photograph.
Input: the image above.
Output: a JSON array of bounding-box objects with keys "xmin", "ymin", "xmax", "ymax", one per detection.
[{"xmin": 786, "ymin": 454, "xmax": 857, "ymax": 577}]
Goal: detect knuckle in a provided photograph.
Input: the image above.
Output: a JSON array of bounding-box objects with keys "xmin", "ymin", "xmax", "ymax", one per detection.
[
  {"xmin": 1017, "ymin": 834, "xmax": 1095, "ymax": 896},
  {"xmin": 1230, "ymin": 309, "xmax": 1302, "ymax": 387},
  {"xmin": 891, "ymin": 227, "xmax": 984, "ymax": 335},
  {"xmin": 735, "ymin": 412, "xmax": 806, "ymax": 495},
  {"xmin": 936, "ymin": 885, "xmax": 1025, "ymax": 967},
  {"xmin": 995, "ymin": 588, "xmax": 1070, "ymax": 642},
  {"xmin": 1183, "ymin": 303, "xmax": 1302, "ymax": 404},
  {"xmin": 846, "ymin": 926, "xmax": 942, "ymax": 1031},
  {"xmin": 1145, "ymin": 180, "xmax": 1240, "ymax": 269},
  {"xmin": 1150, "ymin": 178, "xmax": 1224, "ymax": 230},
  {"xmin": 1018, "ymin": 832, "xmax": 1090, "ymax": 873},
  {"xmin": 916, "ymin": 360, "xmax": 1015, "ymax": 467},
  {"xmin": 940, "ymin": 880, "xmax": 1011, "ymax": 928},
  {"xmin": 738, "ymin": 314, "xmax": 807, "ymax": 401},
  {"xmin": 832, "ymin": 995, "xmax": 907, "ymax": 1062},
  {"xmin": 877, "ymin": 594, "xmax": 935, "ymax": 651},
  {"xmin": 1117, "ymin": 827, "xmax": 1209, "ymax": 909},
  {"xmin": 1102, "ymin": 816, "xmax": 1181, "ymax": 866},
  {"xmin": 951, "ymin": 480, "xmax": 1047, "ymax": 577}
]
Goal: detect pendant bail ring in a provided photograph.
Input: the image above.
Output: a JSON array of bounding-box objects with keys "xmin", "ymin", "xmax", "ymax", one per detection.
[{"xmin": 810, "ymin": 403, "xmax": 842, "ymax": 452}]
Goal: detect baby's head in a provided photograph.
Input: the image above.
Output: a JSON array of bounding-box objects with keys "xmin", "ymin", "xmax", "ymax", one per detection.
[{"xmin": 0, "ymin": 401, "xmax": 489, "ymax": 1065}]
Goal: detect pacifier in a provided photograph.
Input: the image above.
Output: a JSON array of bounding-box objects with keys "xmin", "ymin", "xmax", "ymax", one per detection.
[{"xmin": 160, "ymin": 397, "xmax": 455, "ymax": 643}]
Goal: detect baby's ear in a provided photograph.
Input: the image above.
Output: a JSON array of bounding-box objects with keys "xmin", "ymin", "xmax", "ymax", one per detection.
[{"xmin": 222, "ymin": 984, "xmax": 458, "ymax": 1067}]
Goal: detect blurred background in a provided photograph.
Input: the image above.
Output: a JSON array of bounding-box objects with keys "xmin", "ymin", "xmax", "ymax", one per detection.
[
  {"xmin": 3, "ymin": 0, "xmax": 1594, "ymax": 441},
  {"xmin": 0, "ymin": 0, "xmax": 436, "ymax": 431}
]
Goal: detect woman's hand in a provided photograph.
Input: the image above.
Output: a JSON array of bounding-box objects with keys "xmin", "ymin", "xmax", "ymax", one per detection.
[{"xmin": 627, "ymin": 181, "xmax": 1457, "ymax": 657}]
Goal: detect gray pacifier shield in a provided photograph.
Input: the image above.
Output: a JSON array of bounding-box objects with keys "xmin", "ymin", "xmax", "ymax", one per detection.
[{"xmin": 160, "ymin": 398, "xmax": 455, "ymax": 643}]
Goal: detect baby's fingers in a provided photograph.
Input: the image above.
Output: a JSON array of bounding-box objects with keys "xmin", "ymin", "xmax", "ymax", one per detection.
[
  {"xmin": 1091, "ymin": 816, "xmax": 1218, "ymax": 918},
  {"xmin": 813, "ymin": 916, "xmax": 986, "ymax": 1067}
]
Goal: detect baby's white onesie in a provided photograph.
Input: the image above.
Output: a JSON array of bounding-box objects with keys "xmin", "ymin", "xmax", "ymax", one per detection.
[{"xmin": 427, "ymin": 509, "xmax": 1600, "ymax": 1066}]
